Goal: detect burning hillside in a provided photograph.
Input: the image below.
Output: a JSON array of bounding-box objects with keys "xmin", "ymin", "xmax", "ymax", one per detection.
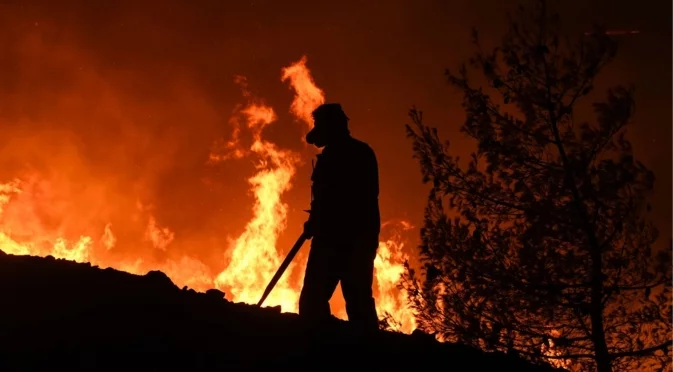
[
  {"xmin": 0, "ymin": 250, "xmax": 564, "ymax": 371},
  {"xmin": 0, "ymin": 56, "xmax": 414, "ymax": 332}
]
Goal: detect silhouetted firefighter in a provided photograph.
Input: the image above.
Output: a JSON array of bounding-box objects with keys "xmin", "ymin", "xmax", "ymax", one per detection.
[{"xmin": 299, "ymin": 103, "xmax": 381, "ymax": 331}]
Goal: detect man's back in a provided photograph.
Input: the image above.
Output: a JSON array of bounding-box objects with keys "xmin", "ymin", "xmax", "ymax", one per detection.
[{"xmin": 310, "ymin": 135, "xmax": 381, "ymax": 241}]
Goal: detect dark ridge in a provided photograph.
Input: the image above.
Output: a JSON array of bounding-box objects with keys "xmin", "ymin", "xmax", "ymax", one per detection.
[{"xmin": 0, "ymin": 250, "xmax": 565, "ymax": 371}]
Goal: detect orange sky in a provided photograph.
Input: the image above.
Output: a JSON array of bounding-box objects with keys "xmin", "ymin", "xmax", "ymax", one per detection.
[{"xmin": 0, "ymin": 0, "xmax": 670, "ymax": 276}]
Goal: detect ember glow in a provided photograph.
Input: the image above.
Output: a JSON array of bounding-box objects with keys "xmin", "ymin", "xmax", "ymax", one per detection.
[{"xmin": 0, "ymin": 56, "xmax": 416, "ymax": 334}]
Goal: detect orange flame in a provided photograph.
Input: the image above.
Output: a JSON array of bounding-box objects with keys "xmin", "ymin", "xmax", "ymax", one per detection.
[
  {"xmin": 145, "ymin": 216, "xmax": 175, "ymax": 251},
  {"xmin": 281, "ymin": 55, "xmax": 325, "ymax": 130},
  {"xmin": 0, "ymin": 56, "xmax": 417, "ymax": 334},
  {"xmin": 542, "ymin": 330, "xmax": 572, "ymax": 369},
  {"xmin": 101, "ymin": 223, "xmax": 116, "ymax": 251},
  {"xmin": 210, "ymin": 77, "xmax": 302, "ymax": 311},
  {"xmin": 375, "ymin": 221, "xmax": 417, "ymax": 333},
  {"xmin": 0, "ymin": 177, "xmax": 91, "ymax": 262}
]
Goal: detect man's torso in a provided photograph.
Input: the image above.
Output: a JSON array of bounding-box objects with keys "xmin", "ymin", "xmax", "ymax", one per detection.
[{"xmin": 310, "ymin": 136, "xmax": 381, "ymax": 243}]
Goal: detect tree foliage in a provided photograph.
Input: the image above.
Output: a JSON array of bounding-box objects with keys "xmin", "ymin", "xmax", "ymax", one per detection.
[{"xmin": 402, "ymin": 1, "xmax": 672, "ymax": 371}]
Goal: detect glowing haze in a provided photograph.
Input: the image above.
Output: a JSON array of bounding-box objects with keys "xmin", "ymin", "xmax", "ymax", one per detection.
[{"xmin": 0, "ymin": 55, "xmax": 415, "ymax": 333}]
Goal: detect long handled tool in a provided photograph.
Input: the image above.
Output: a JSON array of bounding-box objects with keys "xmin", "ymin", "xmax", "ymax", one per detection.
[{"xmin": 257, "ymin": 232, "xmax": 309, "ymax": 307}]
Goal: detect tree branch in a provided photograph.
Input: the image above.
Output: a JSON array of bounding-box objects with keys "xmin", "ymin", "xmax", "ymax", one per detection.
[
  {"xmin": 609, "ymin": 277, "xmax": 669, "ymax": 292},
  {"xmin": 611, "ymin": 341, "xmax": 672, "ymax": 359}
]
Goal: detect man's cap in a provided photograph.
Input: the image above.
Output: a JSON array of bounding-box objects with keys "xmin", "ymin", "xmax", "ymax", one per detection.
[{"xmin": 311, "ymin": 103, "xmax": 350, "ymax": 122}]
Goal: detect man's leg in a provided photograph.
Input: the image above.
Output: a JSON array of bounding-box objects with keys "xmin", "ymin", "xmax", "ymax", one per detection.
[
  {"xmin": 298, "ymin": 238, "xmax": 340, "ymax": 323},
  {"xmin": 340, "ymin": 242, "xmax": 379, "ymax": 331}
]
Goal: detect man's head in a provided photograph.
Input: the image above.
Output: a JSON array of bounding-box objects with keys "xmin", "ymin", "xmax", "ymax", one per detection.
[{"xmin": 305, "ymin": 103, "xmax": 350, "ymax": 148}]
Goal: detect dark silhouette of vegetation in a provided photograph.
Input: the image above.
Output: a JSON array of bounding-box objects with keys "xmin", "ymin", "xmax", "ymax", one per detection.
[{"xmin": 402, "ymin": 1, "xmax": 672, "ymax": 371}]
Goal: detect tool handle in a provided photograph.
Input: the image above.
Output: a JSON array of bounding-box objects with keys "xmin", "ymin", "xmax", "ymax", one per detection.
[{"xmin": 257, "ymin": 233, "xmax": 309, "ymax": 307}]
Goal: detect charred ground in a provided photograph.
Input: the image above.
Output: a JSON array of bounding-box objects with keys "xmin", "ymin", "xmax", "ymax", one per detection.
[{"xmin": 0, "ymin": 251, "xmax": 563, "ymax": 371}]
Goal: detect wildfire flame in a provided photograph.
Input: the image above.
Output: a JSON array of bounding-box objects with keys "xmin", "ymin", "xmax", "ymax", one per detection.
[
  {"xmin": 542, "ymin": 330, "xmax": 572, "ymax": 370},
  {"xmin": 210, "ymin": 76, "xmax": 302, "ymax": 311},
  {"xmin": 281, "ymin": 55, "xmax": 325, "ymax": 132},
  {"xmin": 376, "ymin": 221, "xmax": 417, "ymax": 332},
  {"xmin": 0, "ymin": 55, "xmax": 416, "ymax": 334}
]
